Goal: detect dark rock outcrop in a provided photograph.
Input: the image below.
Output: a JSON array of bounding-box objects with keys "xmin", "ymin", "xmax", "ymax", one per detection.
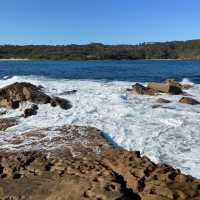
[
  {"xmin": 0, "ymin": 82, "xmax": 72, "ymax": 110},
  {"xmin": 0, "ymin": 118, "xmax": 18, "ymax": 131},
  {"xmin": 50, "ymin": 97, "xmax": 72, "ymax": 110},
  {"xmin": 179, "ymin": 97, "xmax": 200, "ymax": 105}
]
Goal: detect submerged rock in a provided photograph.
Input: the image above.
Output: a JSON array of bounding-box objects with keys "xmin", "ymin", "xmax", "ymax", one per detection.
[
  {"xmin": 156, "ymin": 98, "xmax": 171, "ymax": 104},
  {"xmin": 179, "ymin": 97, "xmax": 200, "ymax": 105},
  {"xmin": 165, "ymin": 79, "xmax": 193, "ymax": 90},
  {"xmin": 50, "ymin": 97, "xmax": 72, "ymax": 110}
]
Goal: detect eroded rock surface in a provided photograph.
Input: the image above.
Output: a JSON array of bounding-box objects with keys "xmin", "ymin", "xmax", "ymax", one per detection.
[
  {"xmin": 0, "ymin": 82, "xmax": 72, "ymax": 110},
  {"xmin": 0, "ymin": 125, "xmax": 199, "ymax": 200}
]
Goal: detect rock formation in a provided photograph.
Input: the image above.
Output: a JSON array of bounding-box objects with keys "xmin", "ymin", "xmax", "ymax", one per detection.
[
  {"xmin": 0, "ymin": 82, "xmax": 72, "ymax": 110},
  {"xmin": 128, "ymin": 83, "xmax": 156, "ymax": 95},
  {"xmin": 0, "ymin": 125, "xmax": 199, "ymax": 199},
  {"xmin": 156, "ymin": 98, "xmax": 171, "ymax": 104},
  {"xmin": 179, "ymin": 97, "xmax": 200, "ymax": 105},
  {"xmin": 147, "ymin": 82, "xmax": 183, "ymax": 95},
  {"xmin": 0, "ymin": 118, "xmax": 18, "ymax": 131}
]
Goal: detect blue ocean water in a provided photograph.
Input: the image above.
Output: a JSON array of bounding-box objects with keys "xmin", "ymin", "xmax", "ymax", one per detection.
[
  {"xmin": 1, "ymin": 60, "xmax": 200, "ymax": 178},
  {"xmin": 0, "ymin": 60, "xmax": 200, "ymax": 82}
]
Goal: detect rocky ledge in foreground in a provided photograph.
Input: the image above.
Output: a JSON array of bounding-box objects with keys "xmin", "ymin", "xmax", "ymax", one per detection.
[{"xmin": 0, "ymin": 126, "xmax": 199, "ymax": 200}]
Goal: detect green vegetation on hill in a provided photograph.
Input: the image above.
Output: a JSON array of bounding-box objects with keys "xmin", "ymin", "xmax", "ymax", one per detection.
[{"xmin": 1, "ymin": 40, "xmax": 200, "ymax": 60}]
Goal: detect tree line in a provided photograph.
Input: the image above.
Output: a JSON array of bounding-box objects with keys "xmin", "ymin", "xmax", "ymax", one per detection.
[{"xmin": 0, "ymin": 40, "xmax": 200, "ymax": 60}]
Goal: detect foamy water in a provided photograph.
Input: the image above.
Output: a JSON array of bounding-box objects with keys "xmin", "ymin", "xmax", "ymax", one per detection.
[{"xmin": 1, "ymin": 76, "xmax": 200, "ymax": 178}]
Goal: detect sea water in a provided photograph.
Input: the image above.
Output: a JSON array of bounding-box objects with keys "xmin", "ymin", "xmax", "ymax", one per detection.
[{"xmin": 0, "ymin": 60, "xmax": 200, "ymax": 178}]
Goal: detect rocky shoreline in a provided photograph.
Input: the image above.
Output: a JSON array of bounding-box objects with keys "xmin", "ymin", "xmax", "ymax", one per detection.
[{"xmin": 0, "ymin": 81, "xmax": 200, "ymax": 199}]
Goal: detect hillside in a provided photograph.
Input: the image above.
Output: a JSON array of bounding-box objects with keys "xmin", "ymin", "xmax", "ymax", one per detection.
[{"xmin": 1, "ymin": 40, "xmax": 200, "ymax": 60}]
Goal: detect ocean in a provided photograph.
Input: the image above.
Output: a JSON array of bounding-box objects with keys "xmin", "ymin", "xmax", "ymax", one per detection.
[{"xmin": 0, "ymin": 60, "xmax": 200, "ymax": 178}]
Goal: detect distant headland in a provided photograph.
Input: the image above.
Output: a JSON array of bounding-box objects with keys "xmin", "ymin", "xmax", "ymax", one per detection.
[{"xmin": 0, "ymin": 39, "xmax": 200, "ymax": 60}]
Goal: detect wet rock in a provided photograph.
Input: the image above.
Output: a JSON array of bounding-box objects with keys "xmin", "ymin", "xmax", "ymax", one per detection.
[
  {"xmin": 165, "ymin": 79, "xmax": 193, "ymax": 90},
  {"xmin": 179, "ymin": 97, "xmax": 200, "ymax": 105},
  {"xmin": 0, "ymin": 126, "xmax": 199, "ymax": 199},
  {"xmin": 148, "ymin": 82, "xmax": 183, "ymax": 94},
  {"xmin": 0, "ymin": 82, "xmax": 51, "ymax": 107},
  {"xmin": 50, "ymin": 97, "xmax": 72, "ymax": 110},
  {"xmin": 182, "ymin": 84, "xmax": 193, "ymax": 89},
  {"xmin": 59, "ymin": 90, "xmax": 77, "ymax": 95},
  {"xmin": 0, "ymin": 118, "xmax": 18, "ymax": 131},
  {"xmin": 0, "ymin": 82, "xmax": 72, "ymax": 111},
  {"xmin": 31, "ymin": 104, "xmax": 39, "ymax": 111},
  {"xmin": 23, "ymin": 108, "xmax": 37, "ymax": 118},
  {"xmin": 156, "ymin": 98, "xmax": 171, "ymax": 104},
  {"xmin": 129, "ymin": 83, "xmax": 156, "ymax": 95},
  {"xmin": 9, "ymin": 100, "xmax": 20, "ymax": 109}
]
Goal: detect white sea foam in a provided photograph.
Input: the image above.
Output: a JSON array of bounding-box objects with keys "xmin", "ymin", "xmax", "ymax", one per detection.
[{"xmin": 0, "ymin": 76, "xmax": 200, "ymax": 178}]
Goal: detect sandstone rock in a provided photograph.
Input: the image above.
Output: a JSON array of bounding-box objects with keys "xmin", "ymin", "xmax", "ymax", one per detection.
[
  {"xmin": 0, "ymin": 82, "xmax": 72, "ymax": 111},
  {"xmin": 179, "ymin": 97, "xmax": 200, "ymax": 105},
  {"xmin": 182, "ymin": 84, "xmax": 193, "ymax": 89},
  {"xmin": 0, "ymin": 118, "xmax": 18, "ymax": 131},
  {"xmin": 165, "ymin": 79, "xmax": 193, "ymax": 90},
  {"xmin": 130, "ymin": 83, "xmax": 156, "ymax": 95},
  {"xmin": 31, "ymin": 104, "xmax": 39, "ymax": 111},
  {"xmin": 148, "ymin": 82, "xmax": 183, "ymax": 94},
  {"xmin": 0, "ymin": 125, "xmax": 199, "ymax": 199},
  {"xmin": 156, "ymin": 98, "xmax": 171, "ymax": 103},
  {"xmin": 165, "ymin": 79, "xmax": 182, "ymax": 88}
]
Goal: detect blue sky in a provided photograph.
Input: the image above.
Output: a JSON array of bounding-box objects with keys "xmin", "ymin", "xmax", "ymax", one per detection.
[{"xmin": 0, "ymin": 0, "xmax": 200, "ymax": 45}]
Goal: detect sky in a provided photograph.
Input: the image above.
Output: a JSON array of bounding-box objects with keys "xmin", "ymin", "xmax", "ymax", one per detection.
[{"xmin": 0, "ymin": 0, "xmax": 200, "ymax": 45}]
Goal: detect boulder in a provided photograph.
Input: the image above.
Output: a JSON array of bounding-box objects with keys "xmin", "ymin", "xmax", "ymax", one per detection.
[
  {"xmin": 9, "ymin": 100, "xmax": 20, "ymax": 109},
  {"xmin": 165, "ymin": 79, "xmax": 182, "ymax": 88},
  {"xmin": 0, "ymin": 82, "xmax": 51, "ymax": 107},
  {"xmin": 130, "ymin": 83, "xmax": 156, "ymax": 95},
  {"xmin": 179, "ymin": 97, "xmax": 200, "ymax": 105},
  {"xmin": 147, "ymin": 82, "xmax": 183, "ymax": 94},
  {"xmin": 23, "ymin": 108, "xmax": 37, "ymax": 118},
  {"xmin": 0, "ymin": 82, "xmax": 72, "ymax": 111},
  {"xmin": 165, "ymin": 79, "xmax": 193, "ymax": 90},
  {"xmin": 50, "ymin": 97, "xmax": 72, "ymax": 110},
  {"xmin": 156, "ymin": 98, "xmax": 171, "ymax": 104},
  {"xmin": 182, "ymin": 84, "xmax": 193, "ymax": 89}
]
